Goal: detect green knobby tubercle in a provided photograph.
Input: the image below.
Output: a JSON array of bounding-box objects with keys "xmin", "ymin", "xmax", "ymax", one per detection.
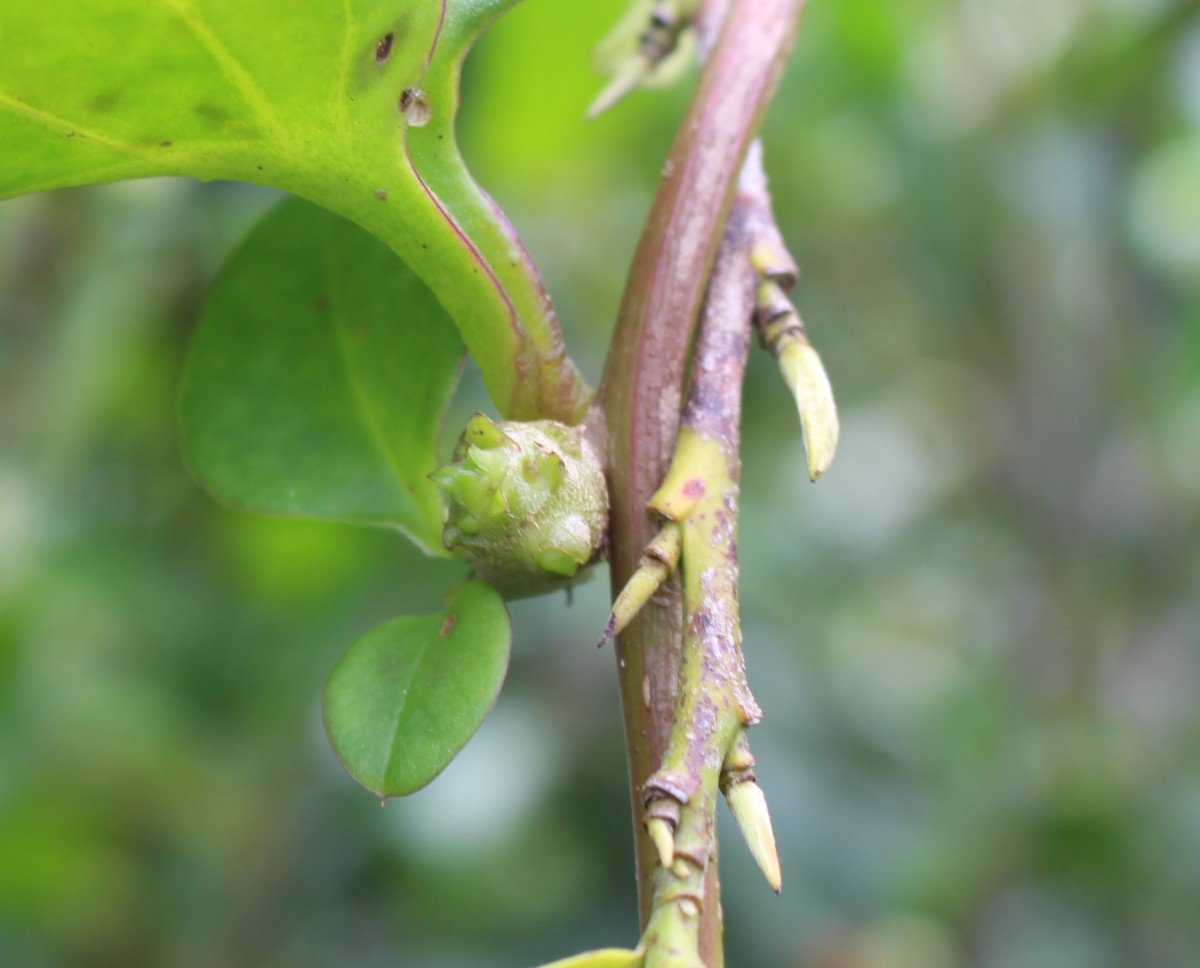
[{"xmin": 434, "ymin": 413, "xmax": 608, "ymax": 598}]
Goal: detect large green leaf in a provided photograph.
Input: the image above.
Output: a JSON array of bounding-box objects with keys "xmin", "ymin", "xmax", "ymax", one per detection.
[
  {"xmin": 180, "ymin": 198, "xmax": 462, "ymax": 554},
  {"xmin": 323, "ymin": 580, "xmax": 511, "ymax": 798},
  {"xmin": 0, "ymin": 0, "xmax": 589, "ymax": 421}
]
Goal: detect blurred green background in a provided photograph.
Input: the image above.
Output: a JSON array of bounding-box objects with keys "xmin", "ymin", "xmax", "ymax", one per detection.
[{"xmin": 2, "ymin": 0, "xmax": 1199, "ymax": 965}]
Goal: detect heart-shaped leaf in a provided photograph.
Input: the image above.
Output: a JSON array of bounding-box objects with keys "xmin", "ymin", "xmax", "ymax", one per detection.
[
  {"xmin": 180, "ymin": 198, "xmax": 463, "ymax": 555},
  {"xmin": 323, "ymin": 580, "xmax": 511, "ymax": 798},
  {"xmin": 533, "ymin": 950, "xmax": 643, "ymax": 968},
  {"xmin": 0, "ymin": 0, "xmax": 589, "ymax": 422}
]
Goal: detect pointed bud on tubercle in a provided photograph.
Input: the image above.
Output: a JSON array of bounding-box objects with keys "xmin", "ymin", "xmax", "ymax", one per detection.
[
  {"xmin": 465, "ymin": 411, "xmax": 512, "ymax": 450},
  {"xmin": 431, "ymin": 462, "xmax": 499, "ymax": 522},
  {"xmin": 587, "ymin": 59, "xmax": 649, "ymax": 120},
  {"xmin": 459, "ymin": 513, "xmax": 484, "ymax": 536},
  {"xmin": 725, "ymin": 780, "xmax": 782, "ymax": 894}
]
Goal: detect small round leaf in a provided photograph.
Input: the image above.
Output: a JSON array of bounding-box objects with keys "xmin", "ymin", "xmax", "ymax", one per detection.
[{"xmin": 323, "ymin": 581, "xmax": 511, "ymax": 798}]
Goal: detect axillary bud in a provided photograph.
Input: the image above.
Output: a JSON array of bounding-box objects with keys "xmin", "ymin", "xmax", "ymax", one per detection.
[{"xmin": 433, "ymin": 413, "xmax": 608, "ymax": 598}]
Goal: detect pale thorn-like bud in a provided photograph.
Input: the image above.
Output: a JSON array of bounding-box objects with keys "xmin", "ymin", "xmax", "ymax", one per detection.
[
  {"xmin": 587, "ymin": 60, "xmax": 649, "ymax": 120},
  {"xmin": 725, "ymin": 780, "xmax": 782, "ymax": 894},
  {"xmin": 601, "ymin": 522, "xmax": 682, "ymax": 646},
  {"xmin": 778, "ymin": 337, "xmax": 839, "ymax": 482},
  {"xmin": 588, "ymin": 0, "xmax": 697, "ymax": 119},
  {"xmin": 646, "ymin": 816, "xmax": 676, "ymax": 868}
]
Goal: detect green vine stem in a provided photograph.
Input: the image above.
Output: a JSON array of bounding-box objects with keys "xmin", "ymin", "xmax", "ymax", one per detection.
[
  {"xmin": 599, "ymin": 0, "xmax": 808, "ymax": 949},
  {"xmin": 636, "ymin": 198, "xmax": 762, "ymax": 967}
]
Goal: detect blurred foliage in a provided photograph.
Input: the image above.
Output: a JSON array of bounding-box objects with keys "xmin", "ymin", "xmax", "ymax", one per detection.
[{"xmin": 1, "ymin": 0, "xmax": 1199, "ymax": 965}]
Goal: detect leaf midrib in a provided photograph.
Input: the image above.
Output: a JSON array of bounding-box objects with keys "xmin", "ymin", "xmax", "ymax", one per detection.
[
  {"xmin": 378, "ymin": 617, "xmax": 438, "ymax": 790},
  {"xmin": 323, "ymin": 233, "xmax": 425, "ymax": 524}
]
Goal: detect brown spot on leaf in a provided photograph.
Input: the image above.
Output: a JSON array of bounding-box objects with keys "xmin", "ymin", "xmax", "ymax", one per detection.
[
  {"xmin": 440, "ymin": 614, "xmax": 457, "ymax": 638},
  {"xmin": 315, "ymin": 295, "xmax": 329, "ymax": 312},
  {"xmin": 373, "ymin": 188, "xmax": 388, "ymax": 201}
]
